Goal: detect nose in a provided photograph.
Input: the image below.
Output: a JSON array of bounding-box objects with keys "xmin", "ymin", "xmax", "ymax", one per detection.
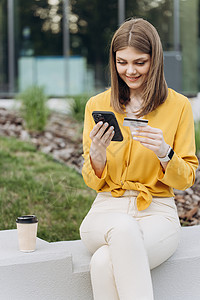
[{"xmin": 126, "ymin": 64, "xmax": 137, "ymax": 75}]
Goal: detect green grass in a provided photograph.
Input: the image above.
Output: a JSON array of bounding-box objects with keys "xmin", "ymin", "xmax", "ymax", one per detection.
[
  {"xmin": 0, "ymin": 136, "xmax": 96, "ymax": 242},
  {"xmin": 195, "ymin": 121, "xmax": 200, "ymax": 155},
  {"xmin": 70, "ymin": 94, "xmax": 90, "ymax": 122}
]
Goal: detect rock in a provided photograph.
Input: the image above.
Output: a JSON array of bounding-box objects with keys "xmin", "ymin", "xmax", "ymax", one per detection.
[
  {"xmin": 20, "ymin": 130, "xmax": 30, "ymax": 141},
  {"xmin": 173, "ymin": 189, "xmax": 185, "ymax": 195},
  {"xmin": 52, "ymin": 148, "xmax": 74, "ymax": 161},
  {"xmin": 185, "ymin": 195, "xmax": 192, "ymax": 203},
  {"xmin": 185, "ymin": 207, "xmax": 199, "ymax": 220},
  {"xmin": 44, "ymin": 131, "xmax": 53, "ymax": 140},
  {"xmin": 174, "ymin": 195, "xmax": 185, "ymax": 203},
  {"xmin": 192, "ymin": 194, "xmax": 200, "ymax": 202},
  {"xmin": 185, "ymin": 187, "xmax": 194, "ymax": 195},
  {"xmin": 190, "ymin": 219, "xmax": 199, "ymax": 225},
  {"xmin": 41, "ymin": 145, "xmax": 54, "ymax": 154},
  {"xmin": 54, "ymin": 137, "xmax": 66, "ymax": 148}
]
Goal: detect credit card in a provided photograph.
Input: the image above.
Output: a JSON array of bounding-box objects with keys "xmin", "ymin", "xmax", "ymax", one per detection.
[{"xmin": 123, "ymin": 117, "xmax": 148, "ymax": 127}]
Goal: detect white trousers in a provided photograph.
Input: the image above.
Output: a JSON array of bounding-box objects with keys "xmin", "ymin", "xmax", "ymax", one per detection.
[{"xmin": 80, "ymin": 190, "xmax": 181, "ymax": 300}]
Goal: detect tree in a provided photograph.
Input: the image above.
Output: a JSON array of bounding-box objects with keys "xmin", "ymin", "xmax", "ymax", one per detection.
[
  {"xmin": 16, "ymin": 0, "xmax": 63, "ymax": 56},
  {"xmin": 70, "ymin": 0, "xmax": 118, "ymax": 86},
  {"xmin": 0, "ymin": 0, "xmax": 8, "ymax": 91}
]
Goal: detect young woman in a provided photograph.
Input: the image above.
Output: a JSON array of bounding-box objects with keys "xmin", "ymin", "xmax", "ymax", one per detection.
[{"xmin": 80, "ymin": 18, "xmax": 199, "ymax": 300}]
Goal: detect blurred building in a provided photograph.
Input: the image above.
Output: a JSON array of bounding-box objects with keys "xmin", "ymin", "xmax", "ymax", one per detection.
[{"xmin": 0, "ymin": 0, "xmax": 199, "ymax": 97}]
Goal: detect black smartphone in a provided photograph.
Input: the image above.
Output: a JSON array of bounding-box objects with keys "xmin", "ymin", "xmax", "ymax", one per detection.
[{"xmin": 92, "ymin": 111, "xmax": 123, "ymax": 142}]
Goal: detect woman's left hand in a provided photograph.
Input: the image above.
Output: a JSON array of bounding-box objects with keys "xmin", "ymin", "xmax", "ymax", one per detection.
[{"xmin": 132, "ymin": 125, "xmax": 169, "ymax": 158}]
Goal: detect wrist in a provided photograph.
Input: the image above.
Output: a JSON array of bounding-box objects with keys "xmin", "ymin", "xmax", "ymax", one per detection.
[
  {"xmin": 90, "ymin": 147, "xmax": 106, "ymax": 161},
  {"xmin": 157, "ymin": 146, "xmax": 174, "ymax": 162},
  {"xmin": 89, "ymin": 154, "xmax": 106, "ymax": 178},
  {"xmin": 157, "ymin": 145, "xmax": 170, "ymax": 159}
]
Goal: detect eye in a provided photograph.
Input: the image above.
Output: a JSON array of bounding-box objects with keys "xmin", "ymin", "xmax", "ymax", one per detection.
[
  {"xmin": 136, "ymin": 62, "xmax": 145, "ymax": 66},
  {"xmin": 117, "ymin": 61, "xmax": 126, "ymax": 65}
]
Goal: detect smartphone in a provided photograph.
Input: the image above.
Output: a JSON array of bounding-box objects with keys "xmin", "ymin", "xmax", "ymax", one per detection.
[
  {"xmin": 123, "ymin": 117, "xmax": 148, "ymax": 127},
  {"xmin": 92, "ymin": 111, "xmax": 123, "ymax": 142}
]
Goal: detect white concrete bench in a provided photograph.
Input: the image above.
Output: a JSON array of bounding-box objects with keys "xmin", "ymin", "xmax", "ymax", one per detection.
[{"xmin": 0, "ymin": 226, "xmax": 200, "ymax": 300}]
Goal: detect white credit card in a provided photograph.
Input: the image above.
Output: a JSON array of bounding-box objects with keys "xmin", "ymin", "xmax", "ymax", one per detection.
[{"xmin": 123, "ymin": 117, "xmax": 148, "ymax": 127}]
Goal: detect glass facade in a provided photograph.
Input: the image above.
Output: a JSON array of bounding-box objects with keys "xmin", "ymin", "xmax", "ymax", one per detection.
[
  {"xmin": 126, "ymin": 0, "xmax": 174, "ymax": 51},
  {"xmin": 0, "ymin": 0, "xmax": 8, "ymax": 94},
  {"xmin": 180, "ymin": 0, "xmax": 199, "ymax": 95},
  {"xmin": 1, "ymin": 0, "xmax": 200, "ymax": 97}
]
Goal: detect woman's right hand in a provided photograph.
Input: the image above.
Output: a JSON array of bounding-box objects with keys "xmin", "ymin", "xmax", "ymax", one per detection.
[{"xmin": 89, "ymin": 121, "xmax": 114, "ymax": 177}]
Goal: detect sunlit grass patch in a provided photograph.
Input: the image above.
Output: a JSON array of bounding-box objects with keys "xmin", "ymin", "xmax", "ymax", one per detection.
[{"xmin": 0, "ymin": 136, "xmax": 96, "ymax": 242}]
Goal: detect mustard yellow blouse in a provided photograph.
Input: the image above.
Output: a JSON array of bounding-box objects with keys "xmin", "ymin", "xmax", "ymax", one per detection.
[{"xmin": 82, "ymin": 88, "xmax": 199, "ymax": 211}]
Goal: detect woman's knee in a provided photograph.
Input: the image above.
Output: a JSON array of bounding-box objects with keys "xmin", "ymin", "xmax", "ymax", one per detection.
[
  {"xmin": 90, "ymin": 245, "xmax": 111, "ymax": 272},
  {"xmin": 108, "ymin": 214, "xmax": 142, "ymax": 239}
]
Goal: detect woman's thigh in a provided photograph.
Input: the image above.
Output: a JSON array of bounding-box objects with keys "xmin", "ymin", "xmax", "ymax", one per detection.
[
  {"xmin": 80, "ymin": 192, "xmax": 131, "ymax": 253},
  {"xmin": 138, "ymin": 215, "xmax": 181, "ymax": 270},
  {"xmin": 80, "ymin": 211, "xmax": 137, "ymax": 254}
]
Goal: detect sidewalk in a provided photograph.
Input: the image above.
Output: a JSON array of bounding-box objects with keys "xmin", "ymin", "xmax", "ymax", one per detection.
[{"xmin": 0, "ymin": 98, "xmax": 72, "ymax": 115}]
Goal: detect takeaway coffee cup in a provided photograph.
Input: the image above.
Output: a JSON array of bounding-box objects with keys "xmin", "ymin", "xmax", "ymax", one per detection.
[{"xmin": 16, "ymin": 215, "xmax": 38, "ymax": 252}]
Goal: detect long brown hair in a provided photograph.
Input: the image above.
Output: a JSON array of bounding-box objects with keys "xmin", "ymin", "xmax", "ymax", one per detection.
[{"xmin": 109, "ymin": 18, "xmax": 168, "ymax": 117}]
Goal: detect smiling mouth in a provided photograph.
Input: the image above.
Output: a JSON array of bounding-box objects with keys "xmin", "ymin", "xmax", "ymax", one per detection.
[{"xmin": 126, "ymin": 75, "xmax": 141, "ymax": 82}]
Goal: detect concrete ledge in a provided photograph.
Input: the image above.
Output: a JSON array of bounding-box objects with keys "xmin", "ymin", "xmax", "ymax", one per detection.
[
  {"xmin": 0, "ymin": 226, "xmax": 200, "ymax": 300},
  {"xmin": 0, "ymin": 230, "xmax": 92, "ymax": 300},
  {"xmin": 152, "ymin": 225, "xmax": 200, "ymax": 299}
]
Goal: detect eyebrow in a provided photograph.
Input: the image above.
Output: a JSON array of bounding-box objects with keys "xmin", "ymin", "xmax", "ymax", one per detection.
[{"xmin": 116, "ymin": 56, "xmax": 148, "ymax": 62}]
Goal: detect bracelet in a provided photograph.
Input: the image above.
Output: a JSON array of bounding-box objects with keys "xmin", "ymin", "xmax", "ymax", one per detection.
[{"xmin": 157, "ymin": 146, "xmax": 174, "ymax": 162}]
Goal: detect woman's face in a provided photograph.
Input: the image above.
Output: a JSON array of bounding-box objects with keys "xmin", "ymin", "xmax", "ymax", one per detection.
[{"xmin": 116, "ymin": 46, "xmax": 151, "ymax": 96}]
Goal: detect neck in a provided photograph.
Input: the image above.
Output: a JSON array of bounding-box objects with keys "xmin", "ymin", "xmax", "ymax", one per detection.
[
  {"xmin": 129, "ymin": 87, "xmax": 143, "ymax": 99},
  {"xmin": 129, "ymin": 94, "xmax": 143, "ymax": 106},
  {"xmin": 126, "ymin": 98, "xmax": 142, "ymax": 116}
]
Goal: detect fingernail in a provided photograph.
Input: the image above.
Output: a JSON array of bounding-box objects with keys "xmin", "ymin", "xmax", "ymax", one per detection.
[
  {"xmin": 99, "ymin": 121, "xmax": 103, "ymax": 125},
  {"xmin": 104, "ymin": 122, "xmax": 108, "ymax": 127},
  {"xmin": 110, "ymin": 126, "xmax": 114, "ymax": 130}
]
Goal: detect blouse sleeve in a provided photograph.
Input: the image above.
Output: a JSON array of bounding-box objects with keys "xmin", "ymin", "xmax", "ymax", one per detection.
[
  {"xmin": 158, "ymin": 99, "xmax": 199, "ymax": 190},
  {"xmin": 81, "ymin": 99, "xmax": 108, "ymax": 191}
]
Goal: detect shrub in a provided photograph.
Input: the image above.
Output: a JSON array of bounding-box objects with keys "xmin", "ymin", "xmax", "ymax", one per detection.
[
  {"xmin": 18, "ymin": 86, "xmax": 49, "ymax": 132},
  {"xmin": 195, "ymin": 121, "xmax": 200, "ymax": 155},
  {"xmin": 70, "ymin": 94, "xmax": 89, "ymax": 122}
]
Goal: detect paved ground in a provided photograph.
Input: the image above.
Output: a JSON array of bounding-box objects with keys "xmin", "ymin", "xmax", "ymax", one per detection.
[
  {"xmin": 0, "ymin": 98, "xmax": 72, "ymax": 114},
  {"xmin": 0, "ymin": 94, "xmax": 199, "ymax": 121}
]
